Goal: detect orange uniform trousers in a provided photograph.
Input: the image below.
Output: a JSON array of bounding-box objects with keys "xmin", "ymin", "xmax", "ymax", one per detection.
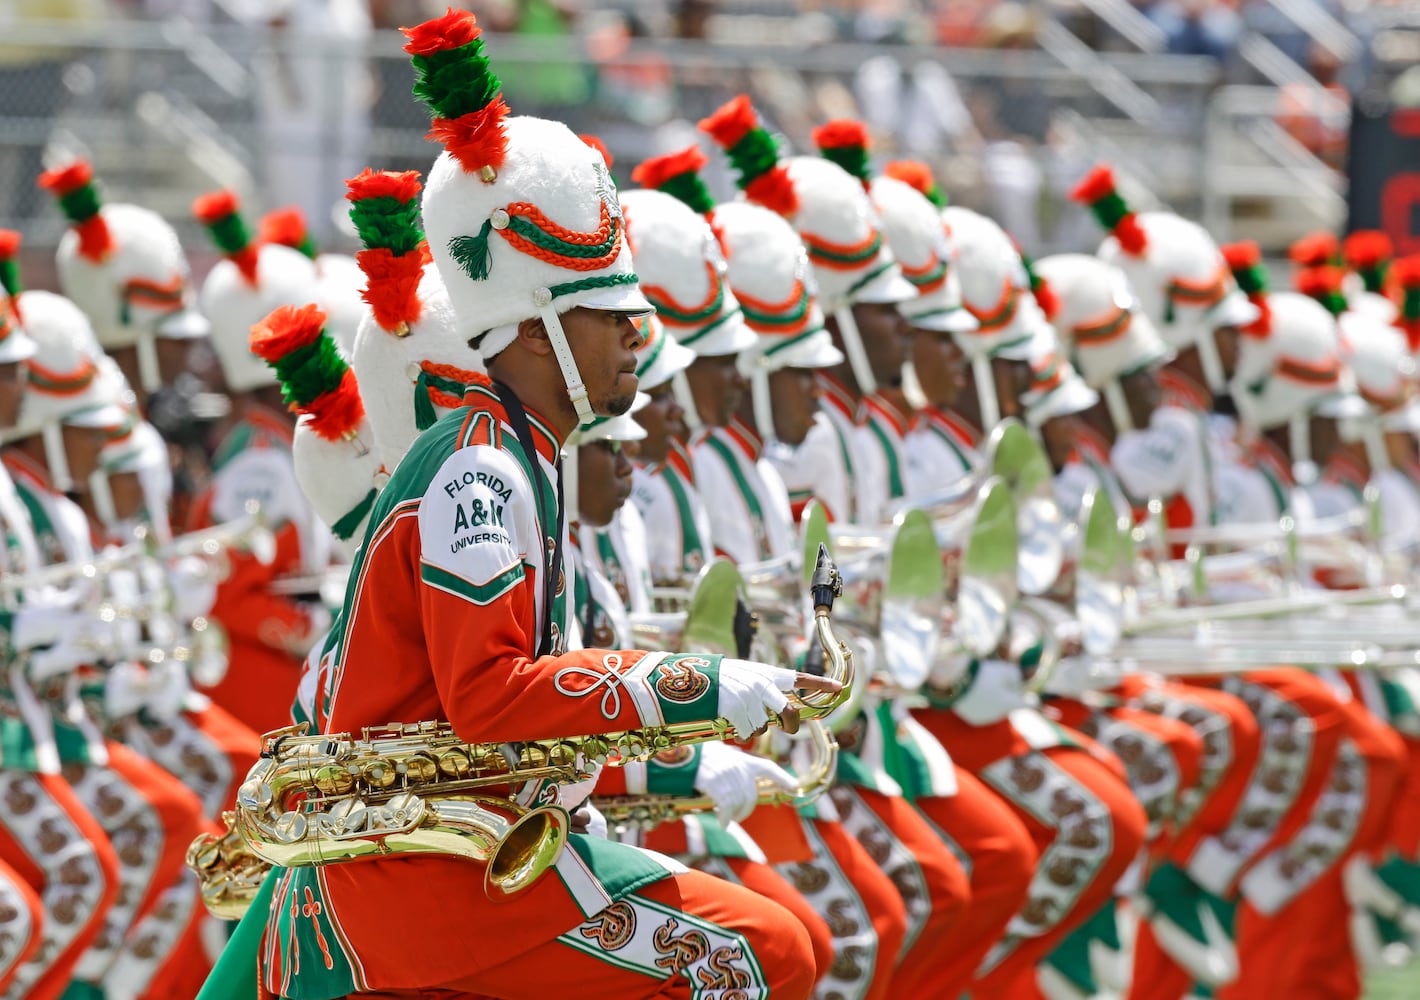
[
  {"xmin": 911, "ymin": 709, "xmax": 1148, "ymax": 1000},
  {"xmin": 1219, "ymin": 685, "xmax": 1407, "ymax": 1000},
  {"xmin": 265, "ymin": 862, "xmax": 817, "ymax": 1000},
  {"xmin": 1124, "ymin": 682, "xmax": 1261, "ymax": 1000},
  {"xmin": 911, "ymin": 768, "xmax": 1037, "ymax": 996},
  {"xmin": 0, "ymin": 770, "xmax": 120, "ymax": 1000},
  {"xmin": 0, "ymin": 855, "xmax": 43, "ymax": 992}
]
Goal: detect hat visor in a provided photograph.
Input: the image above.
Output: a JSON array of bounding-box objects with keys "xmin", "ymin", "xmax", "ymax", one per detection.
[
  {"xmin": 157, "ymin": 307, "xmax": 211, "ymax": 340},
  {"xmin": 638, "ymin": 334, "xmax": 696, "ymax": 391},
  {"xmin": 853, "ymin": 266, "xmax": 918, "ymax": 306},
  {"xmin": 907, "ymin": 303, "xmax": 978, "ymax": 334},
  {"xmin": 1313, "ymin": 391, "xmax": 1370, "ymax": 420},
  {"xmin": 994, "ymin": 313, "xmax": 1056, "ymax": 362},
  {"xmin": 1383, "ymin": 398, "xmax": 1420, "ymax": 435},
  {"xmin": 0, "ymin": 331, "xmax": 37, "ymax": 365},
  {"xmin": 682, "ymin": 309, "xmax": 759, "ymax": 357},
  {"xmin": 576, "ymin": 283, "xmax": 655, "ymax": 318},
  {"xmin": 63, "ymin": 401, "xmax": 129, "ymax": 429},
  {"xmin": 1209, "ymin": 290, "xmax": 1261, "ymax": 330},
  {"xmin": 1025, "ymin": 379, "xmax": 1100, "ymax": 425},
  {"xmin": 741, "ymin": 328, "xmax": 844, "ymax": 374}
]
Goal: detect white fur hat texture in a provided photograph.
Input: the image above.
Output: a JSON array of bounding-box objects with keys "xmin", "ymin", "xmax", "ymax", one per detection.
[
  {"xmin": 619, "ymin": 188, "xmax": 754, "ymax": 359},
  {"xmin": 1032, "ymin": 253, "xmax": 1169, "ymax": 388}
]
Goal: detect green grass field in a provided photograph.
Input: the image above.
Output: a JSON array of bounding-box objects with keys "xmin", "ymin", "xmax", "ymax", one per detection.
[{"xmin": 1366, "ymin": 963, "xmax": 1420, "ymax": 998}]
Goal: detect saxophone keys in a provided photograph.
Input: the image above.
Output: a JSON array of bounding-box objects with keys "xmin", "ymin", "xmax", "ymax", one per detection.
[
  {"xmin": 403, "ymin": 755, "xmax": 438, "ymax": 783},
  {"xmin": 363, "ymin": 760, "xmax": 398, "ymax": 789},
  {"xmin": 272, "ymin": 811, "xmax": 308, "ymax": 844},
  {"xmin": 313, "ymin": 765, "xmax": 356, "ymax": 796},
  {"xmin": 437, "ymin": 748, "xmax": 473, "ymax": 777}
]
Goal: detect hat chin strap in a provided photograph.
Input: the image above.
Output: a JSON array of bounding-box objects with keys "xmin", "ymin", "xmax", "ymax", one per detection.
[
  {"xmin": 42, "ymin": 421, "xmax": 73, "ymax": 494},
  {"xmin": 834, "ymin": 307, "xmax": 877, "ymax": 397},
  {"xmin": 536, "ymin": 291, "xmax": 596, "ymax": 428},
  {"xmin": 1289, "ymin": 414, "xmax": 1314, "ymax": 484},
  {"xmin": 751, "ymin": 367, "xmax": 775, "ymax": 442},
  {"xmin": 901, "ymin": 361, "xmax": 928, "ymax": 412},
  {"xmin": 1103, "ymin": 380, "xmax": 1134, "ymax": 434},
  {"xmin": 1364, "ymin": 423, "xmax": 1390, "ymax": 474},
  {"xmin": 672, "ymin": 370, "xmax": 702, "ymax": 435},
  {"xmin": 1197, "ymin": 333, "xmax": 1227, "ymax": 396},
  {"xmin": 971, "ymin": 353, "xmax": 1001, "ymax": 429},
  {"xmin": 136, "ymin": 331, "xmax": 161, "ymax": 394},
  {"xmin": 564, "ymin": 443, "xmax": 580, "ymax": 528},
  {"xmin": 89, "ymin": 469, "xmax": 118, "ymax": 532}
]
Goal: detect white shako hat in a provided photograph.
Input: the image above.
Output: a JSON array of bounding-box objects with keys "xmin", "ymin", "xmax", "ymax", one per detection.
[
  {"xmin": 938, "ymin": 204, "xmax": 1056, "ymax": 427},
  {"xmin": 408, "ymin": 9, "xmax": 650, "ymax": 429},
  {"xmin": 616, "ymin": 181, "xmax": 753, "ymax": 358},
  {"xmin": 1033, "ymin": 252, "xmax": 1170, "ymax": 432},
  {"xmin": 193, "ymin": 189, "xmax": 320, "ymax": 394},
  {"xmin": 258, "ymin": 206, "xmax": 370, "ymax": 357},
  {"xmin": 1071, "ymin": 163, "xmax": 1257, "ymax": 396},
  {"xmin": 249, "ymin": 301, "xmax": 383, "ymax": 552},
  {"xmin": 1220, "ymin": 245, "xmax": 1356, "ymax": 435},
  {"xmin": 5, "ymin": 289, "xmax": 130, "ymax": 491},
  {"xmin": 38, "ymin": 160, "xmax": 208, "ymax": 393},
  {"xmin": 699, "ymin": 99, "xmax": 912, "ymax": 398},
  {"xmin": 1020, "ymin": 346, "xmax": 1100, "ymax": 429},
  {"xmin": 1338, "ymin": 309, "xmax": 1418, "ymax": 433},
  {"xmin": 869, "ymin": 163, "xmax": 976, "ymax": 334},
  {"xmin": 631, "ymin": 143, "xmax": 840, "ymax": 439},
  {"xmin": 0, "ymin": 230, "xmax": 40, "ymax": 365}
]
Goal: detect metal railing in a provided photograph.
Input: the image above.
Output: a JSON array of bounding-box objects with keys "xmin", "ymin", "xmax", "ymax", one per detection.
[{"xmin": 0, "ymin": 16, "xmax": 1339, "ymax": 259}]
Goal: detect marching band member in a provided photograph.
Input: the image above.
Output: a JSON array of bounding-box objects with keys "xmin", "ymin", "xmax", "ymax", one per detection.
[
  {"xmin": 1033, "ymin": 249, "xmax": 1266, "ymax": 999},
  {"xmin": 254, "ymin": 14, "xmax": 833, "ymax": 997},
  {"xmin": 618, "ymin": 169, "xmax": 755, "ymax": 578},
  {"xmin": 700, "ymin": 100, "xmax": 983, "ymax": 1000},
  {"xmin": 633, "ymin": 135, "xmax": 912, "ymax": 1000},
  {"xmin": 569, "ymin": 385, "xmax": 838, "ymax": 986},
  {"xmin": 36, "ymin": 160, "xmax": 209, "ymax": 400},
  {"xmin": 857, "ymin": 165, "xmax": 1150, "ymax": 999},
  {"xmin": 0, "ymin": 260, "xmax": 48, "ymax": 994},
  {"xmin": 854, "ymin": 138, "xmax": 1055, "ymax": 999},
  {"xmin": 186, "ymin": 190, "xmax": 332, "ymax": 735},
  {"xmin": 0, "ymin": 275, "xmax": 129, "ymax": 1000}
]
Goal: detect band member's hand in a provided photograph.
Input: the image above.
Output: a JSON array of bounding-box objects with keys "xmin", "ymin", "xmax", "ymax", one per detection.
[
  {"xmin": 694, "ymin": 742, "xmax": 798, "ymax": 824},
  {"xmin": 717, "ymin": 660, "xmax": 842, "ymax": 739}
]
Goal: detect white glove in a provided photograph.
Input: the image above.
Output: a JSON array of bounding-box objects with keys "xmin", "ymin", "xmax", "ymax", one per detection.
[
  {"xmin": 167, "ymin": 556, "xmax": 218, "ymax": 621},
  {"xmin": 716, "ymin": 658, "xmax": 795, "ymax": 739},
  {"xmin": 19, "ymin": 611, "xmax": 115, "ymax": 680},
  {"xmin": 694, "ymin": 741, "xmax": 798, "ymax": 825}
]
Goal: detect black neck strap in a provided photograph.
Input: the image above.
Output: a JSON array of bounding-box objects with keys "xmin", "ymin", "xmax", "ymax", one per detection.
[{"xmin": 493, "ymin": 381, "xmax": 565, "ymax": 657}]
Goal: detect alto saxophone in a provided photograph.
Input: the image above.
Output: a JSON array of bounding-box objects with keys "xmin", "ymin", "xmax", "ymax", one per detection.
[
  {"xmin": 594, "ymin": 719, "xmax": 839, "ymax": 830},
  {"xmin": 187, "ymin": 812, "xmax": 269, "ymax": 920},
  {"xmin": 195, "ymin": 546, "xmax": 852, "ymax": 915}
]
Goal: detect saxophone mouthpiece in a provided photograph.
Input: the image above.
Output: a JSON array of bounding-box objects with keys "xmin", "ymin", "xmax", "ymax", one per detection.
[{"xmin": 811, "ymin": 543, "xmax": 841, "ymax": 612}]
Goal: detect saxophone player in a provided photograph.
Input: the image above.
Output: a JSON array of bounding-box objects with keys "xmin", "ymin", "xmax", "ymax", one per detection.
[{"xmin": 257, "ymin": 13, "xmax": 834, "ymax": 999}]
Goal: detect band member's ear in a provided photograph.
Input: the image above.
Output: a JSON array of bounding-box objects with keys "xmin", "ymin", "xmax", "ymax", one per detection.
[{"xmin": 516, "ymin": 316, "xmax": 551, "ymax": 355}]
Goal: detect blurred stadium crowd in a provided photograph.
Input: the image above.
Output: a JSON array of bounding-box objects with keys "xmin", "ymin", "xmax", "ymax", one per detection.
[{"xmin": 1, "ymin": 0, "xmax": 1417, "ymax": 270}]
